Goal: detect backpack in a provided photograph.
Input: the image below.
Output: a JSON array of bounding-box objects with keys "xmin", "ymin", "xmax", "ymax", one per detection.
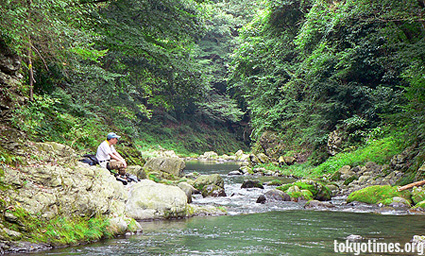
[{"xmin": 80, "ymin": 154, "xmax": 99, "ymax": 166}]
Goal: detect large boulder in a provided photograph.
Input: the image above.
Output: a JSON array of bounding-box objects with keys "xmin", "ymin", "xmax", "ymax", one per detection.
[
  {"xmin": 256, "ymin": 153, "xmax": 270, "ymax": 164},
  {"xmin": 178, "ymin": 182, "xmax": 198, "ymax": 203},
  {"xmin": 241, "ymin": 180, "xmax": 264, "ymax": 189},
  {"xmin": 256, "ymin": 131, "xmax": 286, "ymax": 159},
  {"xmin": 125, "ymin": 180, "xmax": 187, "ymax": 220},
  {"xmin": 3, "ymin": 162, "xmax": 128, "ymax": 219},
  {"xmin": 263, "ymin": 189, "xmax": 291, "ymax": 201},
  {"xmin": 192, "ymin": 174, "xmax": 224, "ymax": 190},
  {"xmin": 201, "ymin": 184, "xmax": 226, "ymax": 198},
  {"xmin": 143, "ymin": 157, "xmax": 185, "ymax": 178},
  {"xmin": 293, "ymin": 180, "xmax": 332, "ymax": 201}
]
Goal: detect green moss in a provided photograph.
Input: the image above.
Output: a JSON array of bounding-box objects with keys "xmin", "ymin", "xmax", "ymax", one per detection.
[
  {"xmin": 347, "ymin": 185, "xmax": 412, "ymax": 205},
  {"xmin": 343, "ymin": 175, "xmax": 358, "ymax": 186},
  {"xmin": 294, "ymin": 181, "xmax": 317, "ymax": 195},
  {"xmin": 412, "ymin": 187, "xmax": 425, "ymax": 205},
  {"xmin": 1, "ymin": 206, "xmax": 114, "ymax": 246},
  {"xmin": 148, "ymin": 173, "xmax": 160, "ymax": 183},
  {"xmin": 301, "ymin": 190, "xmax": 314, "ymax": 200},
  {"xmin": 276, "ymin": 183, "xmax": 293, "ymax": 192},
  {"xmin": 268, "ymin": 179, "xmax": 284, "ymax": 186},
  {"xmin": 413, "ymin": 200, "xmax": 425, "ymax": 210},
  {"xmin": 286, "ymin": 190, "xmax": 303, "ymax": 200},
  {"xmin": 329, "ymin": 171, "xmax": 341, "ymax": 181},
  {"xmin": 126, "ymin": 218, "xmax": 139, "ymax": 233}
]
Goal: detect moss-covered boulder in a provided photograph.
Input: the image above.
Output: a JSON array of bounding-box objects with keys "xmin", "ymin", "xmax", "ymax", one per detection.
[
  {"xmin": 346, "ymin": 185, "xmax": 412, "ymax": 205},
  {"xmin": 192, "ymin": 174, "xmax": 224, "ymax": 191},
  {"xmin": 241, "ymin": 180, "xmax": 264, "ymax": 189},
  {"xmin": 201, "ymin": 184, "xmax": 226, "ymax": 198},
  {"xmin": 283, "ymin": 185, "xmax": 314, "ymax": 201},
  {"xmin": 277, "ymin": 180, "xmax": 330, "ymax": 201},
  {"xmin": 293, "ymin": 180, "xmax": 331, "ymax": 201}
]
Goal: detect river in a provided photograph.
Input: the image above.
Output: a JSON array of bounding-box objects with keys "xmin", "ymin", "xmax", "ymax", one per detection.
[{"xmin": 17, "ymin": 161, "xmax": 425, "ymax": 255}]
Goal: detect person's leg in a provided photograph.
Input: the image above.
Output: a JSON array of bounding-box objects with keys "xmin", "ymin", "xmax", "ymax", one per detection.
[{"xmin": 109, "ymin": 160, "xmax": 126, "ymax": 176}]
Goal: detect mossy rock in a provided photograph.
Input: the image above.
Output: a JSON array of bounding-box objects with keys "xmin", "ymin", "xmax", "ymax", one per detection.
[
  {"xmin": 287, "ymin": 189, "xmax": 313, "ymax": 201},
  {"xmin": 343, "ymin": 175, "xmax": 358, "ymax": 186},
  {"xmin": 329, "ymin": 171, "xmax": 342, "ymax": 181},
  {"xmin": 277, "ymin": 180, "xmax": 331, "ymax": 201},
  {"xmin": 276, "ymin": 183, "xmax": 293, "ymax": 192},
  {"xmin": 412, "ymin": 187, "xmax": 425, "ymax": 205},
  {"xmin": 346, "ymin": 185, "xmax": 412, "ymax": 205},
  {"xmin": 268, "ymin": 179, "xmax": 284, "ymax": 186},
  {"xmin": 201, "ymin": 184, "xmax": 226, "ymax": 197},
  {"xmin": 301, "ymin": 190, "xmax": 314, "ymax": 201},
  {"xmin": 413, "ymin": 200, "xmax": 425, "ymax": 211},
  {"xmin": 293, "ymin": 180, "xmax": 331, "ymax": 201},
  {"xmin": 193, "ymin": 174, "xmax": 224, "ymax": 191}
]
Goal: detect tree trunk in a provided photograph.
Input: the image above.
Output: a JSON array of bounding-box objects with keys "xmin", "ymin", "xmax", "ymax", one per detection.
[
  {"xmin": 27, "ymin": 0, "xmax": 34, "ymax": 102},
  {"xmin": 397, "ymin": 180, "xmax": 425, "ymax": 191}
]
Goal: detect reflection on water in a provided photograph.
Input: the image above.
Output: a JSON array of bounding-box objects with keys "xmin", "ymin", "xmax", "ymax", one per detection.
[{"xmin": 18, "ymin": 161, "xmax": 425, "ymax": 256}]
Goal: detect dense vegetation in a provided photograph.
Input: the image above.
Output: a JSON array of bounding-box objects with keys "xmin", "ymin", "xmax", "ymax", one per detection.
[{"xmin": 1, "ymin": 0, "xmax": 424, "ymax": 166}]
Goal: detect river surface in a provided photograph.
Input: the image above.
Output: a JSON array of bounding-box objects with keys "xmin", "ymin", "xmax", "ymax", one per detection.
[{"xmin": 18, "ymin": 161, "xmax": 425, "ymax": 256}]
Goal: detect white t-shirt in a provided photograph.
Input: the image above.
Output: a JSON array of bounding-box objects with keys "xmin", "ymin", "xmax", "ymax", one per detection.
[{"xmin": 96, "ymin": 140, "xmax": 117, "ymax": 162}]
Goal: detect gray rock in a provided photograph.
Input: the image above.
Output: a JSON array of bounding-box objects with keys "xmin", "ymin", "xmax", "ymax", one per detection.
[
  {"xmin": 143, "ymin": 157, "xmax": 186, "ymax": 177},
  {"xmin": 228, "ymin": 170, "xmax": 243, "ymax": 176},
  {"xmin": 241, "ymin": 180, "xmax": 264, "ymax": 189},
  {"xmin": 125, "ymin": 180, "xmax": 187, "ymax": 220},
  {"xmin": 193, "ymin": 174, "xmax": 224, "ymax": 190},
  {"xmin": 178, "ymin": 182, "xmax": 198, "ymax": 203},
  {"xmin": 263, "ymin": 189, "xmax": 291, "ymax": 201},
  {"xmin": 389, "ymin": 197, "xmax": 411, "ymax": 208},
  {"xmin": 304, "ymin": 200, "xmax": 335, "ymax": 209},
  {"xmin": 201, "ymin": 184, "xmax": 226, "ymax": 197},
  {"xmin": 256, "ymin": 153, "xmax": 270, "ymax": 164}
]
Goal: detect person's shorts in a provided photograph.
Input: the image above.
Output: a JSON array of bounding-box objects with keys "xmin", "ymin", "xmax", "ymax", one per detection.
[{"xmin": 107, "ymin": 160, "xmax": 126, "ymax": 175}]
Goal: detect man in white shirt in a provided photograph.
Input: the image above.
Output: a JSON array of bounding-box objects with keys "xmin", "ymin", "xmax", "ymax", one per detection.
[{"xmin": 96, "ymin": 132, "xmax": 127, "ymax": 175}]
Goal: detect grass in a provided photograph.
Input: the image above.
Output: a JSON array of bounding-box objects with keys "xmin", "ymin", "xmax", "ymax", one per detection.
[{"xmin": 1, "ymin": 206, "xmax": 114, "ymax": 246}]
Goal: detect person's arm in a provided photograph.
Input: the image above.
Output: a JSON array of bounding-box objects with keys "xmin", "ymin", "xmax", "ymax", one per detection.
[{"xmin": 109, "ymin": 152, "xmax": 127, "ymax": 168}]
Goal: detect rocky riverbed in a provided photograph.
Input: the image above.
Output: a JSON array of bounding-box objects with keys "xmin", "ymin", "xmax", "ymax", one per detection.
[{"xmin": 2, "ymin": 143, "xmax": 425, "ymax": 254}]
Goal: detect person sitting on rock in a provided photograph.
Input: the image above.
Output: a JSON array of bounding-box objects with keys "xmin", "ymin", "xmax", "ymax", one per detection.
[{"xmin": 96, "ymin": 132, "xmax": 127, "ymax": 176}]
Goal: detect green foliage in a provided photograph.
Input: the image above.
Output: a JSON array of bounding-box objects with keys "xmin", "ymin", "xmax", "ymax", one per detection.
[
  {"xmin": 1, "ymin": 206, "xmax": 113, "ymax": 245},
  {"xmin": 346, "ymin": 185, "xmax": 412, "ymax": 205},
  {"xmin": 229, "ymin": 0, "xmax": 425, "ymax": 163},
  {"xmin": 314, "ymin": 132, "xmax": 405, "ymax": 175}
]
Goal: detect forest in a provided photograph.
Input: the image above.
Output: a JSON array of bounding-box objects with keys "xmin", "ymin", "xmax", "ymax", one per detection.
[{"xmin": 1, "ymin": 0, "xmax": 425, "ymax": 170}]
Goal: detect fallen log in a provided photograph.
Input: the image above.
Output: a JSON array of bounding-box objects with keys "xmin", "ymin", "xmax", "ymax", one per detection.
[{"xmin": 397, "ymin": 180, "xmax": 425, "ymax": 191}]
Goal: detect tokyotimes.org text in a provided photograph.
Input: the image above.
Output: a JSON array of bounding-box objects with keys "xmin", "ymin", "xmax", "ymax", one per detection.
[{"xmin": 334, "ymin": 239, "xmax": 425, "ymax": 255}]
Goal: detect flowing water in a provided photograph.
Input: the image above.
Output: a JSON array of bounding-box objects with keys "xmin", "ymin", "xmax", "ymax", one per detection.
[{"xmin": 18, "ymin": 161, "xmax": 425, "ymax": 256}]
